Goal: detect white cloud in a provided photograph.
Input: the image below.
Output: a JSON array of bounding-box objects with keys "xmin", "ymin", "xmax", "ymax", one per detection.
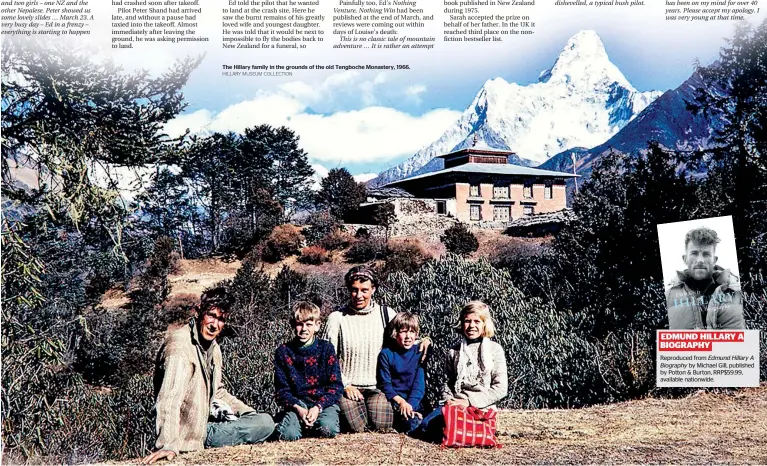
[
  {"xmin": 405, "ymin": 85, "xmax": 427, "ymax": 104},
  {"xmin": 277, "ymin": 70, "xmax": 383, "ymax": 107},
  {"xmin": 287, "ymin": 106, "xmax": 459, "ymax": 162},
  {"xmin": 353, "ymin": 173, "xmax": 378, "ymax": 183},
  {"xmin": 310, "ymin": 163, "xmax": 329, "ymax": 190},
  {"xmin": 163, "ymin": 109, "xmax": 213, "ymax": 138},
  {"xmin": 164, "ymin": 72, "xmax": 461, "ymax": 164}
]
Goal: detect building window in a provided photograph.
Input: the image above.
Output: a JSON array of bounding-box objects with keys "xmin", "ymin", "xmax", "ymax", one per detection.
[
  {"xmin": 470, "ymin": 204, "xmax": 481, "ymax": 221},
  {"xmin": 470, "ymin": 185, "xmax": 480, "ymax": 197},
  {"xmin": 545, "ymin": 184, "xmax": 553, "ymax": 199},
  {"xmin": 436, "ymin": 200, "xmax": 446, "ymax": 215},
  {"xmin": 493, "ymin": 185, "xmax": 509, "ymax": 199},
  {"xmin": 523, "ymin": 183, "xmax": 533, "ymax": 199},
  {"xmin": 493, "ymin": 205, "xmax": 510, "ymax": 222},
  {"xmin": 523, "ymin": 205, "xmax": 535, "ymax": 216}
]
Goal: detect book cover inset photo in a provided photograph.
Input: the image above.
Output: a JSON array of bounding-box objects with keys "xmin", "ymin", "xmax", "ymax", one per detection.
[{"xmin": 657, "ymin": 216, "xmax": 745, "ymax": 330}]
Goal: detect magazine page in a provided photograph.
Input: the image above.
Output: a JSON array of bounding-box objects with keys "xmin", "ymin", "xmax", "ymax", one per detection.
[{"xmin": 1, "ymin": 1, "xmax": 765, "ymax": 464}]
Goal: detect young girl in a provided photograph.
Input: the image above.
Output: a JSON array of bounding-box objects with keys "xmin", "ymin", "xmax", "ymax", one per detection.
[{"xmin": 413, "ymin": 301, "xmax": 508, "ymax": 442}]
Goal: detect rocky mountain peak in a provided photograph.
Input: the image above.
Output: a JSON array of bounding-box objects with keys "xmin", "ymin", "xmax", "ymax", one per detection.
[{"xmin": 539, "ymin": 30, "xmax": 633, "ymax": 90}]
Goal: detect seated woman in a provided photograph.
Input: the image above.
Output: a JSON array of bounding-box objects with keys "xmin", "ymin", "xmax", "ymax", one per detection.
[
  {"xmin": 413, "ymin": 300, "xmax": 508, "ymax": 442},
  {"xmin": 321, "ymin": 265, "xmax": 429, "ymax": 433}
]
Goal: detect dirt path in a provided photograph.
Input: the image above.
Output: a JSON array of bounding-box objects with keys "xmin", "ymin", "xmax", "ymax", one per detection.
[{"xmin": 115, "ymin": 386, "xmax": 767, "ymax": 465}]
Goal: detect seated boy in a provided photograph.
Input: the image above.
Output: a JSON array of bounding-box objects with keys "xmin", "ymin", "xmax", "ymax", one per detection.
[
  {"xmin": 376, "ymin": 312, "xmax": 426, "ymax": 434},
  {"xmin": 273, "ymin": 301, "xmax": 344, "ymax": 440}
]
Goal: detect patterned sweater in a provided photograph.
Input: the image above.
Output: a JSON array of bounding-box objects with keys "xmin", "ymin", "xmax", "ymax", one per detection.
[
  {"xmin": 274, "ymin": 338, "xmax": 344, "ymax": 410},
  {"xmin": 321, "ymin": 302, "xmax": 397, "ymax": 389}
]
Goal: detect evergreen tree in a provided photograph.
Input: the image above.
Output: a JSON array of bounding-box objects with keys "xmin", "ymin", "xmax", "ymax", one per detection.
[
  {"xmin": 316, "ymin": 168, "xmax": 367, "ymax": 220},
  {"xmin": 181, "ymin": 132, "xmax": 240, "ymax": 252},
  {"xmin": 554, "ymin": 145, "xmax": 695, "ymax": 335},
  {"xmin": 685, "ymin": 19, "xmax": 767, "ymax": 276},
  {"xmin": 266, "ymin": 126, "xmax": 315, "ymax": 218},
  {"xmin": 131, "ymin": 168, "xmax": 199, "ymax": 256},
  {"xmin": 1, "ymin": 39, "xmax": 199, "ymax": 460},
  {"xmin": 1, "ymin": 38, "xmax": 200, "ymax": 234},
  {"xmin": 373, "ymin": 203, "xmax": 396, "ymax": 240}
]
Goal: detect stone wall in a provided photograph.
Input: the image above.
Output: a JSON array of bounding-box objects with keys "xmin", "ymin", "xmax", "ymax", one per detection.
[
  {"xmin": 343, "ymin": 224, "xmax": 386, "ymax": 238},
  {"xmin": 395, "ymin": 198, "xmax": 436, "ymax": 216},
  {"xmin": 345, "ymin": 213, "xmax": 458, "ymax": 240}
]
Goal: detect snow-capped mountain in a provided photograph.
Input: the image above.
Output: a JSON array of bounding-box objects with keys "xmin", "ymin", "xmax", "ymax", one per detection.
[
  {"xmin": 539, "ymin": 70, "xmax": 721, "ymax": 176},
  {"xmin": 372, "ymin": 30, "xmax": 661, "ymax": 186}
]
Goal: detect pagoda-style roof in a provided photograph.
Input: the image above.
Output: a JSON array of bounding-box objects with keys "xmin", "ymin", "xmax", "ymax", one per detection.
[
  {"xmin": 383, "ymin": 163, "xmax": 578, "ymax": 188},
  {"xmin": 437, "ymin": 135, "xmax": 517, "ymax": 168},
  {"xmin": 437, "ymin": 139, "xmax": 516, "ymax": 159}
]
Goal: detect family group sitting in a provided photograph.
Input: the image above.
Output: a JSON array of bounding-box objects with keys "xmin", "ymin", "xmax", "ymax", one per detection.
[{"xmin": 142, "ymin": 266, "xmax": 508, "ymax": 464}]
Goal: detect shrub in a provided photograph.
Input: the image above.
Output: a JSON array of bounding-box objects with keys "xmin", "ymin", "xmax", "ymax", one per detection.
[
  {"xmin": 76, "ymin": 237, "xmax": 178, "ymax": 386},
  {"xmin": 262, "ymin": 224, "xmax": 304, "ymax": 262},
  {"xmin": 382, "ymin": 239, "xmax": 429, "ymax": 277},
  {"xmin": 354, "ymin": 227, "xmax": 371, "ymax": 239},
  {"xmin": 380, "ymin": 255, "xmax": 603, "ymax": 409},
  {"xmin": 273, "ymin": 265, "xmax": 309, "ymax": 305},
  {"xmin": 318, "ymin": 228, "xmax": 355, "ymax": 251},
  {"xmin": 303, "ymin": 210, "xmax": 339, "ymax": 245},
  {"xmin": 440, "ymin": 223, "xmax": 479, "ymax": 256},
  {"xmin": 345, "ymin": 237, "xmax": 386, "ymax": 262},
  {"xmin": 3, "ymin": 342, "xmax": 155, "ymax": 463},
  {"xmin": 215, "ymin": 263, "xmax": 336, "ymax": 414},
  {"xmin": 299, "ymin": 245, "xmax": 329, "ymax": 265}
]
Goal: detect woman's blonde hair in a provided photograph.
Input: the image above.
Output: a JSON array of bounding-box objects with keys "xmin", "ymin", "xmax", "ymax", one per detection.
[
  {"xmin": 457, "ymin": 301, "xmax": 496, "ymax": 338},
  {"xmin": 291, "ymin": 301, "xmax": 321, "ymax": 325}
]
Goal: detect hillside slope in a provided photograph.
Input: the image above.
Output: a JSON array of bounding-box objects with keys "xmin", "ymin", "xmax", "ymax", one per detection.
[{"xmin": 113, "ymin": 386, "xmax": 766, "ymax": 465}]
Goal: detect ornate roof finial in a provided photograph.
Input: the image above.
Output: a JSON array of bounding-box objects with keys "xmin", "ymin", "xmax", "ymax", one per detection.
[{"xmin": 472, "ymin": 133, "xmax": 478, "ymax": 147}]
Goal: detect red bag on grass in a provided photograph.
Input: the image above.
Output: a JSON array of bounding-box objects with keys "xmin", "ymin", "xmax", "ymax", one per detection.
[{"xmin": 441, "ymin": 404, "xmax": 501, "ymax": 448}]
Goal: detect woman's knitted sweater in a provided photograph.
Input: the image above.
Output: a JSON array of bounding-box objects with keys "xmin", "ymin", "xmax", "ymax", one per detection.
[{"xmin": 321, "ymin": 301, "xmax": 397, "ymax": 389}]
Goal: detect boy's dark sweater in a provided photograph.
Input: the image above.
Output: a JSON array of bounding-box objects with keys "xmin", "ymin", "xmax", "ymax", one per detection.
[
  {"xmin": 274, "ymin": 337, "xmax": 343, "ymax": 410},
  {"xmin": 376, "ymin": 343, "xmax": 426, "ymax": 410}
]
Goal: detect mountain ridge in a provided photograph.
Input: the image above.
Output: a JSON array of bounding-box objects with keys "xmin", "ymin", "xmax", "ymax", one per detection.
[
  {"xmin": 538, "ymin": 70, "xmax": 720, "ymax": 176},
  {"xmin": 371, "ymin": 30, "xmax": 662, "ymax": 186}
]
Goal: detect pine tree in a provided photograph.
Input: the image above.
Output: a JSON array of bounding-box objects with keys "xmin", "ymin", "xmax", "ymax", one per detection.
[
  {"xmin": 685, "ymin": 19, "xmax": 767, "ymax": 276},
  {"xmin": 132, "ymin": 168, "xmax": 198, "ymax": 255},
  {"xmin": 316, "ymin": 168, "xmax": 367, "ymax": 220},
  {"xmin": 1, "ymin": 38, "xmax": 201, "ymax": 234}
]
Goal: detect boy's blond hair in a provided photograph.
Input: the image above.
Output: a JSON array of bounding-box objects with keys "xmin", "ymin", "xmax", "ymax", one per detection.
[
  {"xmin": 389, "ymin": 311, "xmax": 420, "ymax": 339},
  {"xmin": 290, "ymin": 301, "xmax": 321, "ymax": 325},
  {"xmin": 457, "ymin": 301, "xmax": 496, "ymax": 338}
]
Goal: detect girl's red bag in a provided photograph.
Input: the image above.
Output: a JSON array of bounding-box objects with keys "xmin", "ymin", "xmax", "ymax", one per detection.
[{"xmin": 441, "ymin": 404, "xmax": 501, "ymax": 448}]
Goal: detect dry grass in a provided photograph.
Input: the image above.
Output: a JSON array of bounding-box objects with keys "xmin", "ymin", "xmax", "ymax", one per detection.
[
  {"xmin": 472, "ymin": 230, "xmax": 551, "ymax": 260},
  {"xmin": 109, "ymin": 385, "xmax": 767, "ymax": 465},
  {"xmin": 99, "ymin": 287, "xmax": 131, "ymax": 310},
  {"xmin": 168, "ymin": 258, "xmax": 243, "ymax": 297}
]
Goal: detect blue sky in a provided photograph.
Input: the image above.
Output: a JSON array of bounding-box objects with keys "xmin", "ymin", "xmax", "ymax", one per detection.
[{"xmin": 157, "ymin": 19, "xmax": 756, "ymax": 178}]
